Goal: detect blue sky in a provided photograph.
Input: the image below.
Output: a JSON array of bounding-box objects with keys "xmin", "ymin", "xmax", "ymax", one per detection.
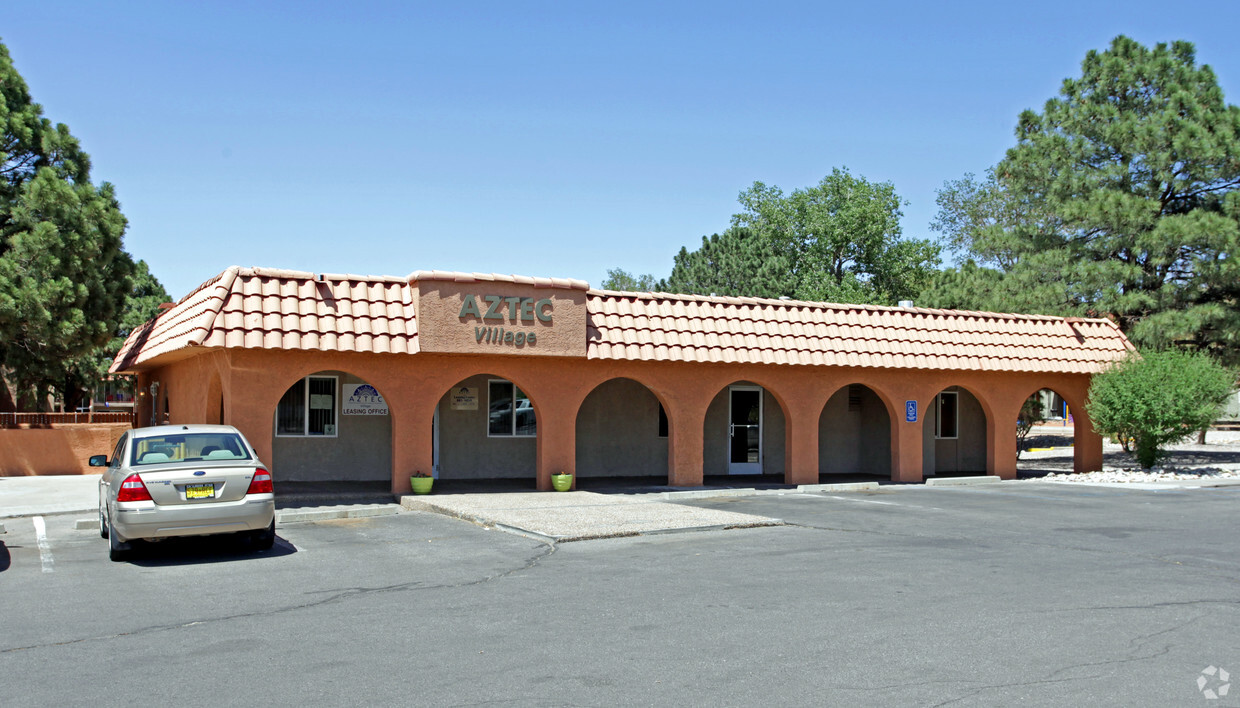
[{"xmin": 5, "ymin": 1, "xmax": 1240, "ymax": 299}]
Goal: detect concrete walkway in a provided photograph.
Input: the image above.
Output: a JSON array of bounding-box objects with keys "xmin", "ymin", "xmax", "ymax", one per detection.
[{"xmin": 401, "ymin": 490, "xmax": 782, "ymax": 542}]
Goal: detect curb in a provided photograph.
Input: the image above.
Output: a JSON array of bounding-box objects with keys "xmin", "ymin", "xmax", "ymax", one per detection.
[
  {"xmin": 277, "ymin": 504, "xmax": 402, "ymax": 523},
  {"xmin": 925, "ymin": 476, "xmax": 1002, "ymax": 487},
  {"xmin": 797, "ymin": 482, "xmax": 881, "ymax": 493}
]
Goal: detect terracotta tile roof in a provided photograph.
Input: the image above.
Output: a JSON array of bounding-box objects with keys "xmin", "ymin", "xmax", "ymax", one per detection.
[
  {"xmin": 585, "ymin": 290, "xmax": 1135, "ymax": 373},
  {"xmin": 111, "ymin": 267, "xmax": 417, "ymax": 371},
  {"xmin": 112, "ymin": 266, "xmax": 1136, "ymax": 374}
]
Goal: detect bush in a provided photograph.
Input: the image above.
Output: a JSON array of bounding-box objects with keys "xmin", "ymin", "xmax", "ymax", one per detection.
[{"xmin": 1086, "ymin": 349, "xmax": 1235, "ymax": 468}]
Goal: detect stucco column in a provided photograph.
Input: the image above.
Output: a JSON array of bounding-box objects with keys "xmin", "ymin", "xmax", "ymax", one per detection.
[
  {"xmin": 1073, "ymin": 409, "xmax": 1104, "ymax": 473},
  {"xmin": 988, "ymin": 401, "xmax": 1020, "ymax": 480},
  {"xmin": 892, "ymin": 411, "xmax": 924, "ymax": 483},
  {"xmin": 667, "ymin": 398, "xmax": 708, "ymax": 487},
  {"xmin": 535, "ymin": 404, "xmax": 575, "ymax": 492},
  {"xmin": 784, "ymin": 400, "xmax": 820, "ymax": 485},
  {"xmin": 391, "ymin": 399, "xmax": 435, "ymax": 496}
]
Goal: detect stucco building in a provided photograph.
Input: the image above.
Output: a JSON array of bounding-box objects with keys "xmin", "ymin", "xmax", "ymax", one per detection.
[{"xmin": 111, "ymin": 266, "xmax": 1134, "ymax": 493}]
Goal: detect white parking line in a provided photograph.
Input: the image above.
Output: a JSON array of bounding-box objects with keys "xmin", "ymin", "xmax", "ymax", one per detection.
[
  {"xmin": 32, "ymin": 516, "xmax": 54, "ymax": 573},
  {"xmin": 813, "ymin": 495, "xmax": 946, "ymax": 511}
]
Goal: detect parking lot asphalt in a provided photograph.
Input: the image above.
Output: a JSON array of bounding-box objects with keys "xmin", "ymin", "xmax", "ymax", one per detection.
[{"xmin": 2, "ymin": 483, "xmax": 1238, "ymax": 706}]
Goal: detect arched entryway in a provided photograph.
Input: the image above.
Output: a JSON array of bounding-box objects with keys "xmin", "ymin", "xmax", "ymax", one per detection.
[
  {"xmin": 703, "ymin": 381, "xmax": 787, "ymax": 482},
  {"xmin": 574, "ymin": 377, "xmax": 669, "ymax": 485},
  {"xmin": 819, "ymin": 383, "xmax": 892, "ymax": 480},
  {"xmin": 922, "ymin": 385, "xmax": 988, "ymax": 476},
  {"xmin": 433, "ymin": 374, "xmax": 538, "ymax": 485},
  {"xmin": 270, "ymin": 370, "xmax": 392, "ymax": 482}
]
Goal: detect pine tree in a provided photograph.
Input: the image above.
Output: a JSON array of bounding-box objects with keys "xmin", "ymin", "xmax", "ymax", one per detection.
[{"xmin": 0, "ymin": 40, "xmax": 135, "ymax": 407}]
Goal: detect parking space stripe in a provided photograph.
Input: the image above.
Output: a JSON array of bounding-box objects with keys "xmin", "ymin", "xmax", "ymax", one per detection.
[
  {"xmin": 813, "ymin": 495, "xmax": 946, "ymax": 511},
  {"xmin": 32, "ymin": 516, "xmax": 54, "ymax": 573}
]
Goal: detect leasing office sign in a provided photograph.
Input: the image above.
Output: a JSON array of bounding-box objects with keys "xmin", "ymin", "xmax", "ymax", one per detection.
[{"xmin": 413, "ymin": 278, "xmax": 587, "ymax": 358}]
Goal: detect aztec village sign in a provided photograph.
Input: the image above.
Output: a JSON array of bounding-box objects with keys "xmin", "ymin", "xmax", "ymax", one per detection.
[{"xmin": 458, "ymin": 294, "xmax": 553, "ymax": 348}]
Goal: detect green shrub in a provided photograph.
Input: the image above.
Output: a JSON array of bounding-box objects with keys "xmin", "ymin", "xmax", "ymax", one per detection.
[{"xmin": 1086, "ymin": 349, "xmax": 1235, "ymax": 468}]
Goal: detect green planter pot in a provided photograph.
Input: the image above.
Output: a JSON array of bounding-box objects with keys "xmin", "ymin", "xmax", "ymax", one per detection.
[
  {"xmin": 551, "ymin": 474, "xmax": 574, "ymax": 492},
  {"xmin": 410, "ymin": 476, "xmax": 434, "ymax": 495}
]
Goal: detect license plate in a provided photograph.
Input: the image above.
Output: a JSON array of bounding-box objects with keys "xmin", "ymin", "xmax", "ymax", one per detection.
[{"xmin": 185, "ymin": 484, "xmax": 215, "ymax": 500}]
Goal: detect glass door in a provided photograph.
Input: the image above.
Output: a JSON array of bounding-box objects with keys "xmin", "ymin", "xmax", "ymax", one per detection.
[{"xmin": 728, "ymin": 386, "xmax": 762, "ymax": 475}]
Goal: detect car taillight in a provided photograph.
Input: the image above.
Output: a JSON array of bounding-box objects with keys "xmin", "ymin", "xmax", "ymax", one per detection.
[
  {"xmin": 247, "ymin": 468, "xmax": 273, "ymax": 495},
  {"xmin": 116, "ymin": 474, "xmax": 152, "ymax": 502}
]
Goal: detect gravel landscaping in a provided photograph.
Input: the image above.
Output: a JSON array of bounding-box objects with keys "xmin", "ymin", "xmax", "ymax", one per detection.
[{"xmin": 1018, "ymin": 428, "xmax": 1240, "ymax": 483}]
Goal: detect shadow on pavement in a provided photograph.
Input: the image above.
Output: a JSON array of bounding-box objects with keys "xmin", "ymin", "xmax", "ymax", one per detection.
[{"xmin": 123, "ymin": 534, "xmax": 296, "ymax": 567}]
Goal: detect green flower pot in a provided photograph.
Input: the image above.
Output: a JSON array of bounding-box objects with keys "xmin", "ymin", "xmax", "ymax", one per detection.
[
  {"xmin": 551, "ymin": 474, "xmax": 574, "ymax": 492},
  {"xmin": 410, "ymin": 476, "xmax": 434, "ymax": 495}
]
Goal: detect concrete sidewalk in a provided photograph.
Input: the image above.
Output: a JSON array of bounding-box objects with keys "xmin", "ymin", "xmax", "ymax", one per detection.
[
  {"xmin": 0, "ymin": 474, "xmax": 101, "ymax": 518},
  {"xmin": 401, "ymin": 491, "xmax": 782, "ymax": 542}
]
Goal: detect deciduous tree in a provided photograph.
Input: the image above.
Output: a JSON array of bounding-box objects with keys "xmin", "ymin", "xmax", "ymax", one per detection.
[{"xmin": 733, "ymin": 168, "xmax": 939, "ymax": 304}]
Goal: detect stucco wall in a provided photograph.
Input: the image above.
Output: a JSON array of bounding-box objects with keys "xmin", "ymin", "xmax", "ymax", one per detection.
[
  {"xmin": 271, "ymin": 371, "xmax": 392, "ymax": 482},
  {"xmin": 703, "ymin": 384, "xmax": 786, "ymax": 477},
  {"xmin": 923, "ymin": 387, "xmax": 987, "ymax": 475},
  {"xmin": 0, "ymin": 423, "xmax": 130, "ymax": 476},
  {"xmin": 436, "ymin": 374, "xmax": 537, "ymax": 479},
  {"xmin": 575, "ymin": 378, "xmax": 667, "ymax": 477},
  {"xmin": 820, "ymin": 385, "xmax": 891, "ymax": 475}
]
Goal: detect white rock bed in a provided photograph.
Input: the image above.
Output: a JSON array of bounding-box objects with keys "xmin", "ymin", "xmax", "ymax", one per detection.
[{"xmin": 1035, "ymin": 466, "xmax": 1240, "ymax": 483}]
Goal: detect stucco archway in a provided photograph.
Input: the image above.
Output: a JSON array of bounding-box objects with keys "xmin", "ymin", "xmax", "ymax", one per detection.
[
  {"xmin": 574, "ymin": 377, "xmax": 670, "ymax": 485},
  {"xmin": 922, "ymin": 385, "xmax": 989, "ymax": 476},
  {"xmin": 819, "ymin": 383, "xmax": 892, "ymax": 479},
  {"xmin": 703, "ymin": 381, "xmax": 788, "ymax": 482},
  {"xmin": 432, "ymin": 373, "xmax": 540, "ymax": 485},
  {"xmin": 270, "ymin": 369, "xmax": 393, "ymax": 483}
]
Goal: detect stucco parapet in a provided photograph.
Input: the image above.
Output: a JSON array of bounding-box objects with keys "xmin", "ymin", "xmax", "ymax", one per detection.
[{"xmin": 408, "ymin": 270, "xmax": 590, "ymax": 291}]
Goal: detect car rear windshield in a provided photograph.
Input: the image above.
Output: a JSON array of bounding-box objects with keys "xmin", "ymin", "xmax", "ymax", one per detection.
[{"xmin": 130, "ymin": 433, "xmax": 252, "ymax": 466}]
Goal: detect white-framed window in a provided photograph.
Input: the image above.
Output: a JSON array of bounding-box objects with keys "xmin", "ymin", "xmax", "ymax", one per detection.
[
  {"xmin": 488, "ymin": 379, "xmax": 536, "ymax": 437},
  {"xmin": 275, "ymin": 375, "xmax": 338, "ymax": 437},
  {"xmin": 936, "ymin": 391, "xmax": 958, "ymax": 439}
]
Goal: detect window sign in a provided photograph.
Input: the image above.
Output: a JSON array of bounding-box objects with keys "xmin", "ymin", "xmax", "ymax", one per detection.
[
  {"xmin": 310, "ymin": 394, "xmax": 334, "ymax": 410},
  {"xmin": 451, "ymin": 386, "xmax": 478, "ymax": 410},
  {"xmin": 342, "ymin": 384, "xmax": 388, "ymax": 415}
]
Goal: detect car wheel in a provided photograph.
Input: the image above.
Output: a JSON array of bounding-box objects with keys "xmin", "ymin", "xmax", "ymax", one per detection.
[
  {"xmin": 99, "ymin": 502, "xmax": 109, "ymax": 539},
  {"xmin": 252, "ymin": 519, "xmax": 276, "ymax": 550},
  {"xmin": 108, "ymin": 515, "xmax": 131, "ymax": 562}
]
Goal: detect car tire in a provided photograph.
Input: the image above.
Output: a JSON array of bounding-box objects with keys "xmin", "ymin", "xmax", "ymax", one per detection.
[
  {"xmin": 252, "ymin": 519, "xmax": 276, "ymax": 550},
  {"xmin": 99, "ymin": 502, "xmax": 109, "ymax": 539},
  {"xmin": 108, "ymin": 516, "xmax": 131, "ymax": 562}
]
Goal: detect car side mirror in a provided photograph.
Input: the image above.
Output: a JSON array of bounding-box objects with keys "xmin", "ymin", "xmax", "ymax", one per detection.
[{"xmin": 88, "ymin": 455, "xmax": 108, "ymax": 467}]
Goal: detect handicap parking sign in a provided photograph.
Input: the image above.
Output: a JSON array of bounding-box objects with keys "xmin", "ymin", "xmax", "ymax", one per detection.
[{"xmin": 905, "ymin": 400, "xmax": 917, "ymax": 422}]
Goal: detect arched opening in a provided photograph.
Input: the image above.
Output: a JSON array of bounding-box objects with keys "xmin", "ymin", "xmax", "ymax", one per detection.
[
  {"xmin": 703, "ymin": 381, "xmax": 786, "ymax": 483},
  {"xmin": 270, "ymin": 370, "xmax": 392, "ymax": 483},
  {"xmin": 819, "ymin": 383, "xmax": 891, "ymax": 481},
  {"xmin": 432, "ymin": 374, "xmax": 538, "ymax": 487},
  {"xmin": 922, "ymin": 386, "xmax": 988, "ymax": 477},
  {"xmin": 574, "ymin": 378, "xmax": 668, "ymax": 487},
  {"xmin": 1018, "ymin": 388, "xmax": 1074, "ymax": 456},
  {"xmin": 1015, "ymin": 387, "xmax": 1086, "ymax": 477}
]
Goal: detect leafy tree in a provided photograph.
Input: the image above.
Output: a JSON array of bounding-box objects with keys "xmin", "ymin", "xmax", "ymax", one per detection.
[
  {"xmin": 600, "ymin": 268, "xmax": 658, "ymax": 292},
  {"xmin": 0, "ymin": 40, "xmax": 134, "ymax": 408},
  {"xmin": 1016, "ymin": 393, "xmax": 1047, "ymax": 457},
  {"xmin": 732, "ymin": 168, "xmax": 940, "ymax": 304},
  {"xmin": 659, "ymin": 226, "xmax": 793, "ymax": 298},
  {"xmin": 927, "ymin": 37, "xmax": 1240, "ymax": 364},
  {"xmin": 1086, "ymin": 349, "xmax": 1234, "ymax": 468}
]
